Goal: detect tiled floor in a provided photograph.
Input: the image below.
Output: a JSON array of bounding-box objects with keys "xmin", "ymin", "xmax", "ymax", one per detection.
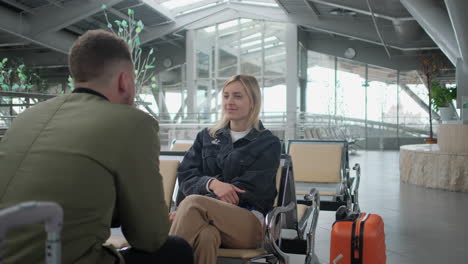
[{"xmin": 290, "ymin": 150, "xmax": 468, "ymax": 264}]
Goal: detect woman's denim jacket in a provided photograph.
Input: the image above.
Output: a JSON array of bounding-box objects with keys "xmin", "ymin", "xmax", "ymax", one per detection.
[{"xmin": 176, "ymin": 122, "xmax": 281, "ymax": 215}]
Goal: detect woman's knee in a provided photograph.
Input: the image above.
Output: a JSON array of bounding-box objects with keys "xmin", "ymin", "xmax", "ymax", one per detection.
[{"xmin": 178, "ymin": 194, "xmax": 210, "ymax": 210}]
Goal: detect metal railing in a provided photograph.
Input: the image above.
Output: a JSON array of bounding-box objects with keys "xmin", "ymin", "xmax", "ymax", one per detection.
[{"xmin": 0, "ymin": 110, "xmax": 433, "ymax": 150}]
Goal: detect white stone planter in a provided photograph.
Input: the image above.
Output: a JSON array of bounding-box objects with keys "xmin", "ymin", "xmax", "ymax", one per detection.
[{"xmin": 439, "ymin": 107, "xmax": 454, "ymax": 121}]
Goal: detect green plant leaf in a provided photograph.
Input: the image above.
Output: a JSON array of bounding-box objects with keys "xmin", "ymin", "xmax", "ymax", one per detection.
[
  {"xmin": 12, "ymin": 84, "xmax": 19, "ymax": 90},
  {"xmin": 135, "ymin": 27, "xmax": 142, "ymax": 33},
  {"xmin": 128, "ymin": 9, "xmax": 134, "ymax": 15},
  {"xmin": 1, "ymin": 58, "xmax": 7, "ymax": 64},
  {"xmin": 149, "ymin": 48, "xmax": 154, "ymax": 55},
  {"xmin": 101, "ymin": 4, "xmax": 107, "ymax": 9},
  {"xmin": 151, "ymin": 76, "xmax": 156, "ymax": 82},
  {"xmin": 137, "ymin": 20, "xmax": 144, "ymax": 29},
  {"xmin": 107, "ymin": 23, "xmax": 112, "ymax": 28},
  {"xmin": 151, "ymin": 83, "xmax": 157, "ymax": 88},
  {"xmin": 135, "ymin": 37, "xmax": 141, "ymax": 46},
  {"xmin": 128, "ymin": 39, "xmax": 132, "ymax": 45},
  {"xmin": 145, "ymin": 65, "xmax": 155, "ymax": 69},
  {"xmin": 19, "ymin": 74, "xmax": 27, "ymax": 81},
  {"xmin": 122, "ymin": 20, "xmax": 128, "ymax": 28}
]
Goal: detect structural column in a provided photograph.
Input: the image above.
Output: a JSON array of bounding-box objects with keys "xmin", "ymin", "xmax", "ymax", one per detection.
[
  {"xmin": 285, "ymin": 23, "xmax": 299, "ymax": 140},
  {"xmin": 445, "ymin": 0, "xmax": 468, "ymax": 115},
  {"xmin": 456, "ymin": 59, "xmax": 468, "ymax": 121}
]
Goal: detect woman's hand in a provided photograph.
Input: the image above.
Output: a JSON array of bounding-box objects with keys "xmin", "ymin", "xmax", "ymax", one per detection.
[
  {"xmin": 209, "ymin": 179, "xmax": 246, "ymax": 205},
  {"xmin": 169, "ymin": 211, "xmax": 176, "ymax": 224}
]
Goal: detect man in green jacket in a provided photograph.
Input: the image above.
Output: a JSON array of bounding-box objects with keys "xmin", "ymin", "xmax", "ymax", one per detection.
[{"xmin": 0, "ymin": 30, "xmax": 192, "ymax": 264}]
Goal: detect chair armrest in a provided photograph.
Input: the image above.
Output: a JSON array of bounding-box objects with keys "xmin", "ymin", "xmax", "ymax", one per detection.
[
  {"xmin": 0, "ymin": 201, "xmax": 63, "ymax": 264},
  {"xmin": 264, "ymin": 202, "xmax": 295, "ymax": 264},
  {"xmin": 302, "ymin": 189, "xmax": 320, "ymax": 261},
  {"xmin": 352, "ymin": 163, "xmax": 361, "ymax": 212}
]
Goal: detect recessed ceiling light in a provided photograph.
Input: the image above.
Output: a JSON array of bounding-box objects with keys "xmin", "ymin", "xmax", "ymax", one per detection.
[{"xmin": 329, "ymin": 8, "xmax": 357, "ymax": 16}]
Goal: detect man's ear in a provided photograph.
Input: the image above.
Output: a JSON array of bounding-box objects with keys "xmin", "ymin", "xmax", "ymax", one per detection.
[{"xmin": 117, "ymin": 71, "xmax": 129, "ymax": 95}]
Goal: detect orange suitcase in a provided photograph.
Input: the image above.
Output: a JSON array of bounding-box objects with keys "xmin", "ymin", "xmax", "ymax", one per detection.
[{"xmin": 330, "ymin": 207, "xmax": 386, "ymax": 264}]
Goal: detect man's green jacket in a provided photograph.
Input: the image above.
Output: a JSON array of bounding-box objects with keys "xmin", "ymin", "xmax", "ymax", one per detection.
[{"xmin": 0, "ymin": 92, "xmax": 169, "ymax": 263}]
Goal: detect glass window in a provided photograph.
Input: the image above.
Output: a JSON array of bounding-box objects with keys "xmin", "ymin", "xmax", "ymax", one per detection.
[
  {"xmin": 306, "ymin": 51, "xmax": 336, "ymax": 115},
  {"xmin": 366, "ymin": 64, "xmax": 398, "ymax": 147},
  {"xmin": 263, "ymin": 77, "xmax": 286, "ymax": 113},
  {"xmin": 240, "ymin": 20, "xmax": 262, "ymax": 76},
  {"xmin": 264, "ymin": 22, "xmax": 286, "ymax": 76},
  {"xmin": 336, "ymin": 58, "xmax": 366, "ymax": 120},
  {"xmin": 217, "ymin": 20, "xmax": 239, "ymax": 77},
  {"xmin": 194, "ymin": 19, "xmax": 286, "ymax": 118},
  {"xmin": 399, "ymin": 71, "xmax": 431, "ymax": 137}
]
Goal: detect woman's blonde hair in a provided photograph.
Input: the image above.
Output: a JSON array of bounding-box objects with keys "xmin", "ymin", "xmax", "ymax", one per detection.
[{"xmin": 208, "ymin": 74, "xmax": 261, "ymax": 138}]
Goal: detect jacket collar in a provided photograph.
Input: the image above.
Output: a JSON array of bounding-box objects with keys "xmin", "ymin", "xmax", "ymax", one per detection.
[
  {"xmin": 72, "ymin": 87, "xmax": 109, "ymax": 101},
  {"xmin": 217, "ymin": 120, "xmax": 265, "ymax": 142}
]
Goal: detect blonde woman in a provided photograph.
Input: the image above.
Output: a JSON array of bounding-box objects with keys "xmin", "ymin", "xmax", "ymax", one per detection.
[{"xmin": 169, "ymin": 74, "xmax": 281, "ymax": 264}]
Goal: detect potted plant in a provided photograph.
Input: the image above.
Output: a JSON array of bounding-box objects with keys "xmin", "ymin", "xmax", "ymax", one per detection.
[
  {"xmin": 430, "ymin": 81, "xmax": 457, "ymax": 121},
  {"xmin": 419, "ymin": 54, "xmax": 445, "ymax": 143}
]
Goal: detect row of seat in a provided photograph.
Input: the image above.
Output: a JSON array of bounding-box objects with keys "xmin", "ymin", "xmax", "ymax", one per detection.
[{"xmin": 171, "ymin": 139, "xmax": 360, "ymax": 213}]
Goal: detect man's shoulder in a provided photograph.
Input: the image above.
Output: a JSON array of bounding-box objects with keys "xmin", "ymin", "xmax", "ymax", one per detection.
[
  {"xmin": 73, "ymin": 96, "xmax": 158, "ymax": 127},
  {"xmin": 108, "ymin": 104, "xmax": 157, "ymax": 124}
]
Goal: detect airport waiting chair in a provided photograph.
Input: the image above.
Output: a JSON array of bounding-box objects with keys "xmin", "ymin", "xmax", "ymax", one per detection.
[
  {"xmin": 170, "ymin": 139, "xmax": 194, "ymax": 151},
  {"xmin": 288, "ymin": 140, "xmax": 360, "ymax": 213},
  {"xmin": 160, "ymin": 160, "xmax": 180, "ymax": 209},
  {"xmin": 104, "ymin": 158, "xmax": 181, "ymax": 249},
  {"xmin": 217, "ymin": 154, "xmax": 321, "ymax": 264},
  {"xmin": 0, "ymin": 201, "xmax": 63, "ymax": 264}
]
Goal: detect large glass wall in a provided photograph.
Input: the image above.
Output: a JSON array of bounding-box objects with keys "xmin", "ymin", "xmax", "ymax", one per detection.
[
  {"xmin": 336, "ymin": 58, "xmax": 366, "ymax": 120},
  {"xmin": 306, "ymin": 50, "xmax": 434, "ymax": 149},
  {"xmin": 194, "ymin": 18, "xmax": 287, "ymax": 121},
  {"xmin": 138, "ymin": 64, "xmax": 187, "ymax": 123},
  {"xmin": 306, "ymin": 52, "xmax": 335, "ymax": 115},
  {"xmin": 399, "ymin": 71, "xmax": 433, "ymax": 139},
  {"xmin": 366, "ymin": 64, "xmax": 398, "ymax": 149}
]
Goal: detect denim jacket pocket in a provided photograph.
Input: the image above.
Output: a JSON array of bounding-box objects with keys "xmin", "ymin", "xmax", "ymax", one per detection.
[
  {"xmin": 239, "ymin": 154, "xmax": 256, "ymax": 168},
  {"xmin": 202, "ymin": 147, "xmax": 217, "ymax": 158}
]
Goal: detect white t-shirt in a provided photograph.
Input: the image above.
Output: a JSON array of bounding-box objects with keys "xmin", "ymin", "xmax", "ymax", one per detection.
[{"xmin": 230, "ymin": 128, "xmax": 252, "ymax": 143}]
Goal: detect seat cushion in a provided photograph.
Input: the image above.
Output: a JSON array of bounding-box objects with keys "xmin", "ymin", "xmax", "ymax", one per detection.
[
  {"xmin": 218, "ymin": 248, "xmax": 268, "ymax": 258},
  {"xmin": 297, "ymin": 204, "xmax": 308, "ymax": 221},
  {"xmin": 296, "ymin": 190, "xmax": 337, "ymax": 196},
  {"xmin": 160, "ymin": 159, "xmax": 180, "ymax": 209}
]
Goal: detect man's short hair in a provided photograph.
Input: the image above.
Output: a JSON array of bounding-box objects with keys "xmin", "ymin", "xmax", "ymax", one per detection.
[{"xmin": 69, "ymin": 29, "xmax": 132, "ymax": 82}]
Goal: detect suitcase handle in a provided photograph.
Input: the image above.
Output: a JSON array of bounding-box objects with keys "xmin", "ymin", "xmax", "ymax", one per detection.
[{"xmin": 333, "ymin": 254, "xmax": 344, "ymax": 264}]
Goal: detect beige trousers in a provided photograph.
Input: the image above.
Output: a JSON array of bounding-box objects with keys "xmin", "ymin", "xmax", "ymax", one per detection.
[{"xmin": 169, "ymin": 195, "xmax": 263, "ymax": 264}]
